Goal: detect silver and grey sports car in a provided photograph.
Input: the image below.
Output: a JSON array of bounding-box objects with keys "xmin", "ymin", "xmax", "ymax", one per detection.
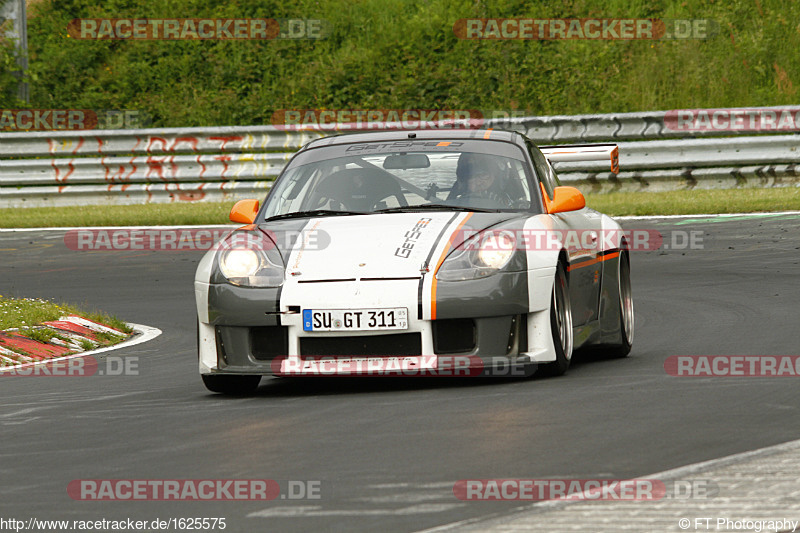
[{"xmin": 194, "ymin": 129, "xmax": 633, "ymax": 394}]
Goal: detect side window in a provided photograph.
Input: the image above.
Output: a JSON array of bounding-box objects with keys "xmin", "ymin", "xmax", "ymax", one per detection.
[
  {"xmin": 549, "ymin": 160, "xmax": 563, "ymax": 187},
  {"xmin": 527, "ymin": 142, "xmax": 556, "ymax": 200}
]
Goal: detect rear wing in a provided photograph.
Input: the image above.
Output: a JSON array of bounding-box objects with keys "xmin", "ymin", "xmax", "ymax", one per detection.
[{"xmin": 539, "ymin": 144, "xmax": 619, "ymax": 174}]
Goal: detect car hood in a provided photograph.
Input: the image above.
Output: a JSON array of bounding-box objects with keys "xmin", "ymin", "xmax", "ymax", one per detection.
[{"xmin": 261, "ymin": 212, "xmax": 524, "ymax": 281}]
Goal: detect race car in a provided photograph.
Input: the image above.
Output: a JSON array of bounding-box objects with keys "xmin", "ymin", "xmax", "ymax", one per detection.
[{"xmin": 194, "ymin": 129, "xmax": 633, "ymax": 394}]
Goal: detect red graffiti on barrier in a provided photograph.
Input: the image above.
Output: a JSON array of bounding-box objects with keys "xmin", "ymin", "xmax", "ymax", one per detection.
[
  {"xmin": 197, "ymin": 155, "xmax": 207, "ymax": 180},
  {"xmin": 208, "ymin": 135, "xmax": 242, "ymax": 150},
  {"xmin": 171, "ymin": 137, "xmax": 200, "ymax": 151},
  {"xmin": 213, "ymin": 154, "xmax": 233, "ymax": 180}
]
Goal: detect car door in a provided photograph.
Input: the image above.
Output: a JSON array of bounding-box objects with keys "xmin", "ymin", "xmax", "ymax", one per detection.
[{"xmin": 528, "ymin": 143, "xmax": 603, "ymax": 327}]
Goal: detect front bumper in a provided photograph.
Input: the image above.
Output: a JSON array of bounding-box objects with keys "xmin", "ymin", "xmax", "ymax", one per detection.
[{"xmin": 197, "ymin": 273, "xmax": 555, "ymax": 377}]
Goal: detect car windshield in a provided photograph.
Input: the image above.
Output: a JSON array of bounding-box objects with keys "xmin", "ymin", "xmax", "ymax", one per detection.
[{"xmin": 261, "ymin": 141, "xmax": 538, "ymax": 219}]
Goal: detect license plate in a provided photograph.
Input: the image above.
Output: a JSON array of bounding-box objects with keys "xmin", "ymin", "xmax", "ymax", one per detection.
[{"xmin": 302, "ymin": 308, "xmax": 408, "ymax": 332}]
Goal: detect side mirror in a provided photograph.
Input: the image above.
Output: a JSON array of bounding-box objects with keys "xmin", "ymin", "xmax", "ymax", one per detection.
[
  {"xmin": 546, "ymin": 186, "xmax": 586, "ymax": 214},
  {"xmin": 229, "ymin": 199, "xmax": 260, "ymax": 224}
]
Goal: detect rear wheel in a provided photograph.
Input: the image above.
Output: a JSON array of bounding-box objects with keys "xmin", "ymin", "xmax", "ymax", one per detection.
[
  {"xmin": 201, "ymin": 374, "xmax": 261, "ymax": 395},
  {"xmin": 541, "ymin": 262, "xmax": 573, "ymax": 376},
  {"xmin": 609, "ymin": 251, "xmax": 634, "ymax": 357}
]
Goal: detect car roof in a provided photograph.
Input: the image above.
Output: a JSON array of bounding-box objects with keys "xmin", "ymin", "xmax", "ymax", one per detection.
[{"xmin": 300, "ymin": 128, "xmax": 527, "ymax": 151}]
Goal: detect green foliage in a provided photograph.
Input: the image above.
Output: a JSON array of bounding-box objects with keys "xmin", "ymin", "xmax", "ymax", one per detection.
[
  {"xmin": 0, "ymin": 41, "xmax": 25, "ymax": 107},
  {"xmin": 20, "ymin": 327, "xmax": 65, "ymax": 344},
  {"xmin": 7, "ymin": 0, "xmax": 799, "ymax": 126}
]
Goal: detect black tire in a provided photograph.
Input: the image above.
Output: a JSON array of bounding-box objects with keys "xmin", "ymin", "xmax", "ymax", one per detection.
[
  {"xmin": 541, "ymin": 261, "xmax": 573, "ymax": 377},
  {"xmin": 201, "ymin": 374, "xmax": 261, "ymax": 395},
  {"xmin": 608, "ymin": 250, "xmax": 634, "ymax": 358}
]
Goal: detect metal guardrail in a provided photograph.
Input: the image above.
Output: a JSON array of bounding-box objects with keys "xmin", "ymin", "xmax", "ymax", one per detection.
[
  {"xmin": 1, "ymin": 109, "xmax": 799, "ymax": 208},
  {"xmin": 487, "ymin": 105, "xmax": 800, "ymax": 143},
  {"xmin": 0, "ymin": 127, "xmax": 324, "ymax": 207}
]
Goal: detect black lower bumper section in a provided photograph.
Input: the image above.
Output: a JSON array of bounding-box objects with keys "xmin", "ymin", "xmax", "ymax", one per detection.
[
  {"xmin": 213, "ymin": 313, "xmax": 537, "ymax": 377},
  {"xmin": 216, "ymin": 325, "xmax": 288, "ymax": 367},
  {"xmin": 250, "ymin": 326, "xmax": 289, "ymax": 360},
  {"xmin": 433, "ymin": 319, "xmax": 476, "ymax": 354},
  {"xmin": 300, "ymin": 333, "xmax": 421, "ymax": 357}
]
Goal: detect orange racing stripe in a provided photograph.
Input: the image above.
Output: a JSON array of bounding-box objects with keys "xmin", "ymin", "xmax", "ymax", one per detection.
[
  {"xmin": 430, "ymin": 213, "xmax": 473, "ymax": 320},
  {"xmin": 567, "ymin": 251, "xmax": 619, "ymax": 272}
]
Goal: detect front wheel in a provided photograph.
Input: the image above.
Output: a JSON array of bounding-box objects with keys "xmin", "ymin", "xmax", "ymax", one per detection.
[
  {"xmin": 608, "ymin": 251, "xmax": 634, "ymax": 357},
  {"xmin": 541, "ymin": 262, "xmax": 573, "ymax": 376},
  {"xmin": 201, "ymin": 374, "xmax": 261, "ymax": 395}
]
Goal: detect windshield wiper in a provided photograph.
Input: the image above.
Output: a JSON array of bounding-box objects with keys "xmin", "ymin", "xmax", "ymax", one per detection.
[
  {"xmin": 375, "ymin": 204, "xmax": 496, "ymax": 213},
  {"xmin": 264, "ymin": 209, "xmax": 367, "ymax": 222}
]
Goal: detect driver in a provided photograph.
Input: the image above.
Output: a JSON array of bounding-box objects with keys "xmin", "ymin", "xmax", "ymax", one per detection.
[{"xmin": 449, "ymin": 153, "xmax": 514, "ymax": 207}]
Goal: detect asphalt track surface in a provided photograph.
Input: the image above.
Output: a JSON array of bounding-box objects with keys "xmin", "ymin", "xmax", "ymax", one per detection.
[{"xmin": 1, "ymin": 214, "xmax": 799, "ymax": 532}]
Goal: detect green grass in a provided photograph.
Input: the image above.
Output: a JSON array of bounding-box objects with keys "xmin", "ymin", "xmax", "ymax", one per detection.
[
  {"xmin": 78, "ymin": 339, "xmax": 95, "ymax": 351},
  {"xmin": 0, "ymin": 202, "xmax": 236, "ymax": 228},
  {"xmin": 20, "ymin": 327, "xmax": 67, "ymax": 344},
  {"xmin": 0, "ymin": 296, "xmax": 132, "ymax": 335},
  {"xmin": 0, "ymin": 297, "xmax": 71, "ymax": 331},
  {"xmin": 1, "ymin": 189, "xmax": 799, "ymax": 229},
  {"xmin": 585, "ymin": 187, "xmax": 800, "ymax": 216},
  {"xmin": 80, "ymin": 313, "xmax": 133, "ymax": 335},
  {"xmin": 93, "ymin": 330, "xmax": 127, "ymax": 344}
]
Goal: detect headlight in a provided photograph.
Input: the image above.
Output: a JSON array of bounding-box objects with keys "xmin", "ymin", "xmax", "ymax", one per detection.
[
  {"xmin": 216, "ymin": 233, "xmax": 284, "ymax": 287},
  {"xmin": 476, "ymin": 232, "xmax": 515, "ymax": 269},
  {"xmin": 436, "ymin": 230, "xmax": 516, "ymax": 281},
  {"xmin": 219, "ymin": 249, "xmax": 261, "ymax": 278}
]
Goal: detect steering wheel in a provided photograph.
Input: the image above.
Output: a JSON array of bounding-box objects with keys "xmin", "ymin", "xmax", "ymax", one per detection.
[
  {"xmin": 376, "ymin": 190, "xmax": 408, "ymax": 209},
  {"xmin": 309, "ymin": 169, "xmax": 408, "ymax": 212}
]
